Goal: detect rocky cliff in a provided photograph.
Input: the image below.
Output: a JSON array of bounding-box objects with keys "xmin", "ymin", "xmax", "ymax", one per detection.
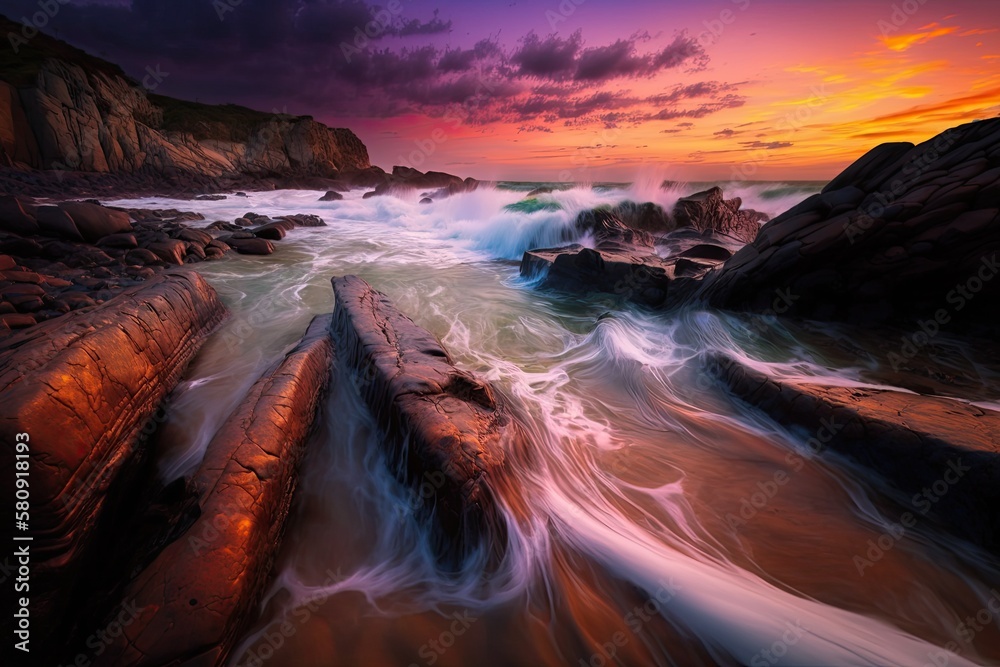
[{"xmin": 0, "ymin": 15, "xmax": 369, "ymax": 193}]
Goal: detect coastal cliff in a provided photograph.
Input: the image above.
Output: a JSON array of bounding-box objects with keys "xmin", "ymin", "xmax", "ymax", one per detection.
[{"xmin": 0, "ymin": 15, "xmax": 370, "ymax": 194}]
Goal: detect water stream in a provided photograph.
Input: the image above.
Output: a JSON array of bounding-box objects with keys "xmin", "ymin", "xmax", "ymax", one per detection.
[{"xmin": 106, "ymin": 183, "xmax": 1000, "ymax": 667}]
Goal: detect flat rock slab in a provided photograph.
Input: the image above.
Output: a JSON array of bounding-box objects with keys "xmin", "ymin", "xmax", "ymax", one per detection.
[
  {"xmin": 707, "ymin": 354, "xmax": 1000, "ymax": 551},
  {"xmin": 331, "ymin": 275, "xmax": 523, "ymax": 563},
  {"xmin": 0, "ymin": 272, "xmax": 227, "ymax": 649},
  {"xmin": 95, "ymin": 314, "xmax": 334, "ymax": 667}
]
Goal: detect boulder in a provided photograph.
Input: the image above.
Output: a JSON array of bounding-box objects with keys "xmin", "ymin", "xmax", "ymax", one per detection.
[
  {"xmin": 146, "ymin": 240, "xmax": 187, "ymax": 265},
  {"xmin": 331, "ymin": 276, "xmax": 525, "ymax": 563},
  {"xmin": 58, "ymin": 202, "xmax": 132, "ymax": 242},
  {"xmin": 34, "ymin": 205, "xmax": 83, "ymax": 241},
  {"xmin": 0, "ymin": 273, "xmax": 227, "ymax": 655},
  {"xmin": 174, "ymin": 227, "xmax": 213, "ymax": 247},
  {"xmin": 97, "ymin": 233, "xmax": 138, "ymax": 249},
  {"xmin": 94, "ymin": 315, "xmax": 333, "ymax": 667},
  {"xmin": 0, "ymin": 195, "xmax": 40, "ymax": 236},
  {"xmin": 228, "ymin": 237, "xmax": 275, "ymax": 255},
  {"xmin": 695, "ymin": 118, "xmax": 1000, "ymax": 335},
  {"xmin": 672, "ymin": 187, "xmax": 768, "ymax": 243},
  {"xmin": 253, "ymin": 219, "xmax": 295, "ymax": 240},
  {"xmin": 318, "ymin": 190, "xmax": 343, "ymax": 201}
]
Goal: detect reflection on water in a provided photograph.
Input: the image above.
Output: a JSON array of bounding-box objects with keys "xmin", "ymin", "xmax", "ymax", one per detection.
[{"xmin": 105, "ymin": 185, "xmax": 1000, "ymax": 666}]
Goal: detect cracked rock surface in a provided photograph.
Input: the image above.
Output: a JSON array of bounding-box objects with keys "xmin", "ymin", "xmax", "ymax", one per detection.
[
  {"xmin": 0, "ymin": 271, "xmax": 227, "ymax": 650},
  {"xmin": 331, "ymin": 275, "xmax": 526, "ymax": 564},
  {"xmin": 94, "ymin": 314, "xmax": 334, "ymax": 667}
]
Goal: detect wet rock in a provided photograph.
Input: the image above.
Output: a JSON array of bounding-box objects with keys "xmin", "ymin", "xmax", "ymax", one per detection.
[
  {"xmin": 124, "ymin": 248, "xmax": 163, "ymax": 266},
  {"xmin": 0, "ymin": 237, "xmax": 44, "ymax": 257},
  {"xmin": 280, "ymin": 213, "xmax": 325, "ymax": 227},
  {"xmin": 145, "ymin": 240, "xmax": 187, "ymax": 265},
  {"xmin": 331, "ymin": 275, "xmax": 525, "ymax": 563},
  {"xmin": 319, "ymin": 190, "xmax": 343, "ymax": 201},
  {"xmin": 194, "ymin": 194, "xmax": 226, "ymax": 200},
  {"xmin": 420, "ymin": 197, "xmax": 433, "ymax": 204},
  {"xmin": 253, "ymin": 219, "xmax": 295, "ymax": 240},
  {"xmin": 174, "ymin": 227, "xmax": 212, "ymax": 247},
  {"xmin": 228, "ymin": 237, "xmax": 275, "ymax": 255},
  {"xmin": 95, "ymin": 315, "xmax": 333, "ymax": 667},
  {"xmin": 672, "ymin": 187, "xmax": 768, "ymax": 243},
  {"xmin": 695, "ymin": 118, "xmax": 1000, "ymax": 335},
  {"xmin": 707, "ymin": 353, "xmax": 1000, "ymax": 552},
  {"xmin": 0, "ymin": 273, "xmax": 227, "ymax": 651}
]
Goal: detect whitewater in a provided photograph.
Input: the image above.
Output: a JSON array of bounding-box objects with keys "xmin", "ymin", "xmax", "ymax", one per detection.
[{"xmin": 105, "ymin": 181, "xmax": 1000, "ymax": 667}]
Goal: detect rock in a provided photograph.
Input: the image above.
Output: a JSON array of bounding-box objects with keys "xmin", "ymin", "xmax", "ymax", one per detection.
[
  {"xmin": 420, "ymin": 197, "xmax": 433, "ymax": 204},
  {"xmin": 194, "ymin": 194, "xmax": 226, "ymax": 201},
  {"xmin": 124, "ymin": 248, "xmax": 162, "ymax": 266},
  {"xmin": 319, "ymin": 190, "xmax": 343, "ymax": 201},
  {"xmin": 97, "ymin": 233, "xmax": 138, "ymax": 249},
  {"xmin": 280, "ymin": 213, "xmax": 325, "ymax": 227},
  {"xmin": 0, "ymin": 195, "xmax": 40, "ymax": 236},
  {"xmin": 672, "ymin": 187, "xmax": 768, "ymax": 243},
  {"xmin": 174, "ymin": 227, "xmax": 213, "ymax": 247},
  {"xmin": 0, "ymin": 312, "xmax": 36, "ymax": 329},
  {"xmin": 35, "ymin": 205, "xmax": 84, "ymax": 241},
  {"xmin": 235, "ymin": 191, "xmax": 248, "ymax": 197},
  {"xmin": 253, "ymin": 219, "xmax": 295, "ymax": 240},
  {"xmin": 95, "ymin": 315, "xmax": 333, "ymax": 667},
  {"xmin": 331, "ymin": 276, "xmax": 525, "ymax": 563},
  {"xmin": 0, "ymin": 273, "xmax": 227, "ymax": 653},
  {"xmin": 708, "ymin": 354, "xmax": 1000, "ymax": 551},
  {"xmin": 146, "ymin": 240, "xmax": 187, "ymax": 265},
  {"xmin": 0, "ymin": 254, "xmax": 15, "ymax": 270},
  {"xmin": 58, "ymin": 202, "xmax": 132, "ymax": 242},
  {"xmin": 362, "ymin": 190, "xmax": 377, "ymax": 199},
  {"xmin": 677, "ymin": 244, "xmax": 733, "ymax": 261},
  {"xmin": 62, "ymin": 246, "xmax": 117, "ymax": 268},
  {"xmin": 207, "ymin": 239, "xmax": 231, "ymax": 253},
  {"xmin": 0, "ymin": 237, "xmax": 44, "ymax": 257},
  {"xmin": 695, "ymin": 118, "xmax": 1000, "ymax": 335},
  {"xmin": 228, "ymin": 237, "xmax": 275, "ymax": 255}
]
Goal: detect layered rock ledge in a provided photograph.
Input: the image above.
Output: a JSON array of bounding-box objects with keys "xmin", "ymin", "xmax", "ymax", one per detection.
[
  {"xmin": 695, "ymin": 118, "xmax": 1000, "ymax": 336},
  {"xmin": 95, "ymin": 314, "xmax": 334, "ymax": 667},
  {"xmin": 0, "ymin": 272, "xmax": 227, "ymax": 650},
  {"xmin": 331, "ymin": 275, "xmax": 524, "ymax": 563},
  {"xmin": 707, "ymin": 354, "xmax": 1000, "ymax": 552}
]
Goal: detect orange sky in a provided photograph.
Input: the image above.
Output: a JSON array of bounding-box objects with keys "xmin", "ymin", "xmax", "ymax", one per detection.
[{"xmin": 346, "ymin": 2, "xmax": 1000, "ymax": 182}]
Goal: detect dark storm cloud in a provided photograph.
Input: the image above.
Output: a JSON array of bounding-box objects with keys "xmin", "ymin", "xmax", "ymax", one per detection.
[{"xmin": 7, "ymin": 1, "xmax": 740, "ymax": 128}]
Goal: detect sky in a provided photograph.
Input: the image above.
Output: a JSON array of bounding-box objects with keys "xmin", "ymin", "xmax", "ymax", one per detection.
[{"xmin": 5, "ymin": 0, "xmax": 1000, "ymax": 181}]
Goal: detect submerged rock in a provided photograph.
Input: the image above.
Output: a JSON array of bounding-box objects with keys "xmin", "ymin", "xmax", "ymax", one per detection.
[
  {"xmin": 0, "ymin": 273, "xmax": 227, "ymax": 656},
  {"xmin": 330, "ymin": 275, "xmax": 525, "ymax": 563},
  {"xmin": 95, "ymin": 315, "xmax": 333, "ymax": 667},
  {"xmin": 707, "ymin": 353, "xmax": 1000, "ymax": 552}
]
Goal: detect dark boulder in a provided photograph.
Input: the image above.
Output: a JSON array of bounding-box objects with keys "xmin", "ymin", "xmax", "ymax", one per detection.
[
  {"xmin": 58, "ymin": 202, "xmax": 132, "ymax": 242},
  {"xmin": 228, "ymin": 237, "xmax": 275, "ymax": 255},
  {"xmin": 319, "ymin": 190, "xmax": 343, "ymax": 201}
]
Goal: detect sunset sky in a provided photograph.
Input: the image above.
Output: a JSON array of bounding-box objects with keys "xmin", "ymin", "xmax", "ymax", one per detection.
[{"xmin": 13, "ymin": 0, "xmax": 1000, "ymax": 181}]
